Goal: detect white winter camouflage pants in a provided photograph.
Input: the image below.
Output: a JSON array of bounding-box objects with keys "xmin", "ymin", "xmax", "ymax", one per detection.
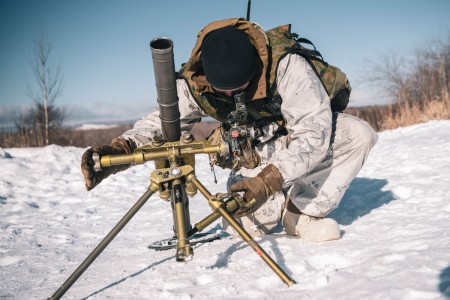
[{"xmin": 223, "ymin": 113, "xmax": 378, "ymax": 237}]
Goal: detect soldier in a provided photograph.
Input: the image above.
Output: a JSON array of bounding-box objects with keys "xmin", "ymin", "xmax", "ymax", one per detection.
[{"xmin": 81, "ymin": 18, "xmax": 378, "ymax": 242}]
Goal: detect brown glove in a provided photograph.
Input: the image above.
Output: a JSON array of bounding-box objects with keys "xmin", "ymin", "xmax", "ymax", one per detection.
[
  {"xmin": 207, "ymin": 127, "xmax": 236, "ymax": 169},
  {"xmin": 238, "ymin": 138, "xmax": 260, "ymax": 169},
  {"xmin": 81, "ymin": 137, "xmax": 134, "ymax": 191},
  {"xmin": 230, "ymin": 164, "xmax": 283, "ymax": 217}
]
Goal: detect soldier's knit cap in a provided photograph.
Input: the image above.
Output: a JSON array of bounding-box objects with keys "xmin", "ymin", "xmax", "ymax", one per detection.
[{"xmin": 201, "ymin": 26, "xmax": 258, "ymax": 90}]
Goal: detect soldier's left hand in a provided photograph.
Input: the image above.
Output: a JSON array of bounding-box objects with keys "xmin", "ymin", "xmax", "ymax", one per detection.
[{"xmin": 230, "ymin": 164, "xmax": 283, "ymax": 217}]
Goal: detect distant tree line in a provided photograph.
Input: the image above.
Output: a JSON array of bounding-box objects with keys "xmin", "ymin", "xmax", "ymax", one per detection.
[
  {"xmin": 347, "ymin": 31, "xmax": 450, "ymax": 131},
  {"xmin": 1, "ymin": 30, "xmax": 449, "ymax": 148},
  {"xmin": 5, "ymin": 102, "xmax": 66, "ymax": 147}
]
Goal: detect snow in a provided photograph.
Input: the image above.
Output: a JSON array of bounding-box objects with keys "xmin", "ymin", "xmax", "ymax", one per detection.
[
  {"xmin": 74, "ymin": 124, "xmax": 119, "ymax": 131},
  {"xmin": 1, "ymin": 120, "xmax": 450, "ymax": 300}
]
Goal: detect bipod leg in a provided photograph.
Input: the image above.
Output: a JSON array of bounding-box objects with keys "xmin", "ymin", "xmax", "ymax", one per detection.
[
  {"xmin": 188, "ymin": 176, "xmax": 296, "ymax": 287},
  {"xmin": 49, "ymin": 187, "xmax": 156, "ymax": 300},
  {"xmin": 187, "ymin": 195, "xmax": 238, "ymax": 236},
  {"xmin": 172, "ymin": 183, "xmax": 193, "ymax": 262}
]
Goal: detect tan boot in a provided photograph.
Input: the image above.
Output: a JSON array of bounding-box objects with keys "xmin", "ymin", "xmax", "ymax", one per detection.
[{"xmin": 282, "ymin": 200, "xmax": 341, "ymax": 242}]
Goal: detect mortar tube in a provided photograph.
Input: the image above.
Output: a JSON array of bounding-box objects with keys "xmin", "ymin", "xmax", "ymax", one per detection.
[{"xmin": 150, "ymin": 37, "xmax": 181, "ymax": 142}]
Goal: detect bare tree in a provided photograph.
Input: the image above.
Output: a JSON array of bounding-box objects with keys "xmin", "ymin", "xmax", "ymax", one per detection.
[
  {"xmin": 27, "ymin": 23, "xmax": 64, "ymax": 146},
  {"xmin": 363, "ymin": 51, "xmax": 410, "ymax": 104},
  {"xmin": 351, "ymin": 31, "xmax": 450, "ymax": 132}
]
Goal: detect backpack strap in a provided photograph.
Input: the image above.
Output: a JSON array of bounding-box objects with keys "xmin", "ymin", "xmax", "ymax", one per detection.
[
  {"xmin": 279, "ymin": 31, "xmax": 350, "ymax": 112},
  {"xmin": 284, "ymin": 32, "xmax": 324, "ymax": 61}
]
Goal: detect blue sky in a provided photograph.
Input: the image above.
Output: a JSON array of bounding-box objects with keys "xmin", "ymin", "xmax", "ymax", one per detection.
[{"xmin": 1, "ymin": 0, "xmax": 449, "ymax": 125}]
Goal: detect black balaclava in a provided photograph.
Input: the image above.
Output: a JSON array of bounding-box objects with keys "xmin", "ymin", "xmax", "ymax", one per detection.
[{"xmin": 201, "ymin": 26, "xmax": 258, "ymax": 90}]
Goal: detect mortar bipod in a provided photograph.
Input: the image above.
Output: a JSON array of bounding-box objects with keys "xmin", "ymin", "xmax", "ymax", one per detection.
[{"xmin": 49, "ymin": 142, "xmax": 296, "ymax": 299}]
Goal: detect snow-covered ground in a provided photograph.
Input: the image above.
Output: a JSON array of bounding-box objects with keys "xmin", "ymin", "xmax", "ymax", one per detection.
[
  {"xmin": 74, "ymin": 124, "xmax": 120, "ymax": 131},
  {"xmin": 1, "ymin": 120, "xmax": 450, "ymax": 300}
]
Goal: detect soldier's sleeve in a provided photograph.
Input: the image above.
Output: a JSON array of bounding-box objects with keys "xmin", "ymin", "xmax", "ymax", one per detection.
[
  {"xmin": 120, "ymin": 79, "xmax": 207, "ymax": 148},
  {"xmin": 269, "ymin": 53, "xmax": 332, "ymax": 187}
]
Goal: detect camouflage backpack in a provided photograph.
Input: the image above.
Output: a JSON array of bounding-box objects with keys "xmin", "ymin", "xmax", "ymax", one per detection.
[{"xmin": 266, "ymin": 25, "xmax": 351, "ymax": 112}]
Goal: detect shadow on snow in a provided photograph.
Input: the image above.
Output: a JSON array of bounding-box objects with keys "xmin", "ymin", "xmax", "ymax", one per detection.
[
  {"xmin": 328, "ymin": 177, "xmax": 396, "ymax": 225},
  {"xmin": 440, "ymin": 265, "xmax": 450, "ymax": 299}
]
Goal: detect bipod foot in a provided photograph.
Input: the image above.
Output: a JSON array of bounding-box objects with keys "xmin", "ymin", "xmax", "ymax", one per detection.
[
  {"xmin": 176, "ymin": 245, "xmax": 194, "ymax": 262},
  {"xmin": 148, "ymin": 232, "xmax": 221, "ymax": 251}
]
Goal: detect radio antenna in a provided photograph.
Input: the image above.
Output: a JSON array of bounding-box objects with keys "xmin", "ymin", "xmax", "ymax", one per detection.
[{"xmin": 246, "ymin": 0, "xmax": 251, "ymax": 21}]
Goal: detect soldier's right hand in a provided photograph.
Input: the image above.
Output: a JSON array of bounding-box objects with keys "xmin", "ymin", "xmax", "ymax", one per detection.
[{"xmin": 81, "ymin": 138, "xmax": 134, "ymax": 191}]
